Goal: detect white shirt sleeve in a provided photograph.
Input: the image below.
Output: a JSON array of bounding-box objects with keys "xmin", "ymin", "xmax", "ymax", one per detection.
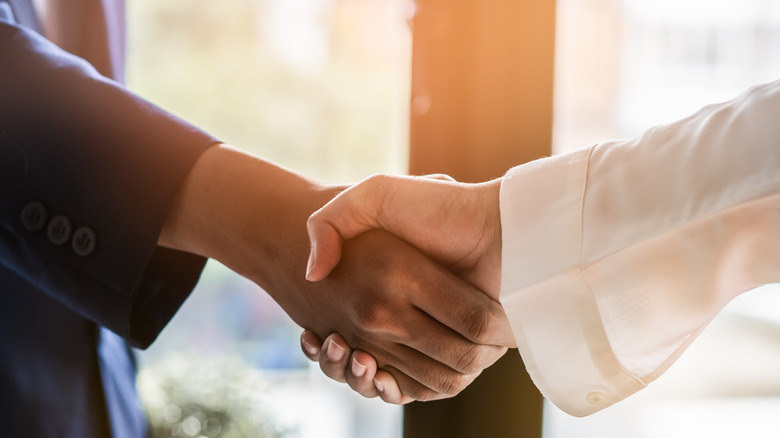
[{"xmin": 498, "ymin": 79, "xmax": 780, "ymax": 417}]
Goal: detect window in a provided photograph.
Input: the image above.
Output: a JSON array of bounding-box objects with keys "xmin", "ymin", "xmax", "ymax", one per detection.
[
  {"xmin": 126, "ymin": 1, "xmax": 410, "ymax": 437},
  {"xmin": 549, "ymin": 0, "xmax": 780, "ymax": 436},
  {"xmin": 127, "ymin": 1, "xmax": 780, "ymax": 436}
]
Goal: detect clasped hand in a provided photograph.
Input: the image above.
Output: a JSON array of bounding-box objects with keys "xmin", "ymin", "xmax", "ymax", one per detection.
[
  {"xmin": 161, "ymin": 145, "xmax": 512, "ymax": 405},
  {"xmin": 300, "ymin": 174, "xmax": 515, "ymax": 403}
]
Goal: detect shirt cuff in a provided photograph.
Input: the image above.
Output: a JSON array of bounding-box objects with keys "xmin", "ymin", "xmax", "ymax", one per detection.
[{"xmin": 498, "ymin": 147, "xmax": 645, "ymax": 416}]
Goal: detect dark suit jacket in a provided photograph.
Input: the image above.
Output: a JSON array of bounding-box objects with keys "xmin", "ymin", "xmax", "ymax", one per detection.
[{"xmin": 0, "ymin": 4, "xmax": 217, "ymax": 436}]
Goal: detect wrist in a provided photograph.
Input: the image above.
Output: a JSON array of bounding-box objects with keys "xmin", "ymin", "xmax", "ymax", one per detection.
[
  {"xmin": 473, "ymin": 178, "xmax": 503, "ymax": 298},
  {"xmin": 484, "ymin": 177, "xmax": 503, "ymax": 250},
  {"xmin": 159, "ymin": 144, "xmax": 341, "ymax": 284}
]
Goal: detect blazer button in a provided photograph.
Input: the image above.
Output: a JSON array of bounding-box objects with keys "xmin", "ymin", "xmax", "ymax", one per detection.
[
  {"xmin": 20, "ymin": 202, "xmax": 48, "ymax": 231},
  {"xmin": 72, "ymin": 227, "xmax": 97, "ymax": 256},
  {"xmin": 47, "ymin": 215, "xmax": 72, "ymax": 245}
]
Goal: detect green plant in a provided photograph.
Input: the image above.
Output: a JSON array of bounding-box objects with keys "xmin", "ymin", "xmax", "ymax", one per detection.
[{"xmin": 137, "ymin": 354, "xmax": 290, "ymax": 438}]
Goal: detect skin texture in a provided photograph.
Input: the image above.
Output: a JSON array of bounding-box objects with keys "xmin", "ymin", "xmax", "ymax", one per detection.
[
  {"xmin": 301, "ymin": 173, "xmax": 512, "ymax": 403},
  {"xmin": 158, "ymin": 145, "xmax": 510, "ymax": 401},
  {"xmin": 306, "ymin": 174, "xmax": 504, "ymax": 300}
]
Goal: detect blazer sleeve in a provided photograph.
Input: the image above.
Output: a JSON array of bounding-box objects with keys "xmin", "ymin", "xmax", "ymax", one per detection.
[
  {"xmin": 0, "ymin": 18, "xmax": 219, "ymax": 348},
  {"xmin": 498, "ymin": 79, "xmax": 780, "ymax": 416}
]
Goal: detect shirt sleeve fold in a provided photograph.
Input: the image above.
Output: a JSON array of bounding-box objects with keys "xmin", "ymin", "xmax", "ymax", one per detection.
[{"xmin": 500, "ymin": 79, "xmax": 780, "ymax": 416}]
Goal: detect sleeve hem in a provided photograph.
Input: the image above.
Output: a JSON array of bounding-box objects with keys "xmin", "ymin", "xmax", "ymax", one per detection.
[
  {"xmin": 501, "ymin": 269, "xmax": 646, "ymax": 416},
  {"xmin": 128, "ymin": 247, "xmax": 207, "ymax": 348},
  {"xmin": 499, "ymin": 146, "xmax": 645, "ymax": 416}
]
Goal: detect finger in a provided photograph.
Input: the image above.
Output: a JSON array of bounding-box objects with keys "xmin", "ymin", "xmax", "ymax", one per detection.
[
  {"xmin": 325, "ymin": 231, "xmax": 507, "ymax": 383},
  {"xmin": 364, "ymin": 333, "xmax": 490, "ymax": 397},
  {"xmin": 306, "ymin": 183, "xmax": 381, "ymax": 282},
  {"xmin": 407, "ymin": 263, "xmax": 515, "ymax": 347},
  {"xmin": 382, "ymin": 366, "xmax": 479, "ymax": 403},
  {"xmin": 305, "ymin": 220, "xmax": 343, "ymax": 282},
  {"xmin": 300, "ymin": 330, "xmax": 323, "ymax": 362},
  {"xmin": 307, "ymin": 175, "xmax": 397, "ymax": 281},
  {"xmin": 318, "ymin": 333, "xmax": 352, "ymax": 383},
  {"xmin": 343, "ymin": 350, "xmax": 380, "ymax": 398},
  {"xmin": 373, "ymin": 369, "xmax": 415, "ymax": 404},
  {"xmin": 387, "ymin": 307, "xmax": 508, "ymax": 375}
]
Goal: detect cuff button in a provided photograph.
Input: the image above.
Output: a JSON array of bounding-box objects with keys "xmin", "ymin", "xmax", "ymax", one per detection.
[
  {"xmin": 586, "ymin": 391, "xmax": 609, "ymax": 406},
  {"xmin": 72, "ymin": 227, "xmax": 97, "ymax": 257},
  {"xmin": 21, "ymin": 202, "xmax": 48, "ymax": 231},
  {"xmin": 47, "ymin": 215, "xmax": 72, "ymax": 245}
]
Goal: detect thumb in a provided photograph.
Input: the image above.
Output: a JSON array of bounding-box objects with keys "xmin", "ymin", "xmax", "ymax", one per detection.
[
  {"xmin": 305, "ymin": 176, "xmax": 391, "ymax": 281},
  {"xmin": 305, "ymin": 217, "xmax": 345, "ymax": 282}
]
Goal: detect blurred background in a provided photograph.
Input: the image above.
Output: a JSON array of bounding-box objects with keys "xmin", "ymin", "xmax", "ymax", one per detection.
[
  {"xmin": 125, "ymin": 0, "xmax": 780, "ymax": 437},
  {"xmin": 549, "ymin": 0, "xmax": 780, "ymax": 436},
  {"xmin": 127, "ymin": 1, "xmax": 409, "ymax": 437}
]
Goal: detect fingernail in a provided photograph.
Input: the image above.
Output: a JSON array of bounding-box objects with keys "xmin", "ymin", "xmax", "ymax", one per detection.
[
  {"xmin": 351, "ymin": 357, "xmax": 367, "ymax": 378},
  {"xmin": 374, "ymin": 379, "xmax": 385, "ymax": 393},
  {"xmin": 301, "ymin": 337, "xmax": 319, "ymax": 356},
  {"xmin": 327, "ymin": 339, "xmax": 346, "ymax": 362},
  {"xmin": 305, "ymin": 251, "xmax": 316, "ymax": 281}
]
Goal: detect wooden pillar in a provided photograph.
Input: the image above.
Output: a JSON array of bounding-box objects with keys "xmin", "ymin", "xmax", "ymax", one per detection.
[{"xmin": 405, "ymin": 0, "xmax": 556, "ymax": 437}]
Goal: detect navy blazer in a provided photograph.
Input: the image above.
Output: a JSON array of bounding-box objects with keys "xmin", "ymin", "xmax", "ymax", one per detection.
[{"xmin": 0, "ymin": 4, "xmax": 217, "ymax": 436}]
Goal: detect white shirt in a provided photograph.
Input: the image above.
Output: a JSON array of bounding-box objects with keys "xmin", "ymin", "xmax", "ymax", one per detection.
[{"xmin": 499, "ymin": 79, "xmax": 780, "ymax": 416}]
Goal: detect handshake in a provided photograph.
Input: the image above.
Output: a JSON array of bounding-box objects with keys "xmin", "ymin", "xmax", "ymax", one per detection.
[
  {"xmin": 161, "ymin": 144, "xmax": 516, "ymax": 406},
  {"xmin": 163, "ymin": 80, "xmax": 780, "ymax": 416},
  {"xmin": 300, "ymin": 173, "xmax": 513, "ymax": 404}
]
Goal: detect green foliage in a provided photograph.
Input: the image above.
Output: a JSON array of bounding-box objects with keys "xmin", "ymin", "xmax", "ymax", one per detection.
[{"xmin": 137, "ymin": 354, "xmax": 290, "ymax": 438}]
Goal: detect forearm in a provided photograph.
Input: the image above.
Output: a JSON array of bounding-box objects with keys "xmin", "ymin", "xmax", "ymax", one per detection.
[
  {"xmin": 0, "ymin": 20, "xmax": 217, "ymax": 346},
  {"xmin": 500, "ymin": 79, "xmax": 780, "ymax": 416},
  {"xmin": 159, "ymin": 144, "xmax": 514, "ymax": 401},
  {"xmin": 159, "ymin": 143, "xmax": 341, "ymax": 286}
]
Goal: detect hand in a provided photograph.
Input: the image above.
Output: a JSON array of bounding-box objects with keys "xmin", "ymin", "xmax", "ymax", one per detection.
[
  {"xmin": 159, "ymin": 145, "xmax": 510, "ymax": 400},
  {"xmin": 301, "ymin": 331, "xmax": 415, "ymax": 404},
  {"xmin": 301, "ymin": 173, "xmax": 513, "ymax": 401},
  {"xmin": 306, "ymin": 174, "xmax": 504, "ymax": 301},
  {"xmin": 285, "ymin": 228, "xmax": 511, "ymax": 401}
]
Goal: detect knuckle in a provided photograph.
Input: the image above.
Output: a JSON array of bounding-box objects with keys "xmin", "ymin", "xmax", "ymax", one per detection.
[
  {"xmin": 460, "ymin": 305, "xmax": 494, "ymax": 344},
  {"xmin": 394, "ymin": 377, "xmax": 426, "ymax": 401},
  {"xmin": 360, "ymin": 174, "xmax": 393, "ymax": 214},
  {"xmin": 363, "ymin": 173, "xmax": 388, "ymax": 187},
  {"xmin": 438, "ymin": 372, "xmax": 470, "ymax": 396},
  {"xmin": 401, "ymin": 380, "xmax": 442, "ymax": 402},
  {"xmin": 353, "ymin": 300, "xmax": 395, "ymax": 334},
  {"xmin": 411, "ymin": 388, "xmax": 439, "ymax": 402},
  {"xmin": 453, "ymin": 344, "xmax": 485, "ymax": 375}
]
